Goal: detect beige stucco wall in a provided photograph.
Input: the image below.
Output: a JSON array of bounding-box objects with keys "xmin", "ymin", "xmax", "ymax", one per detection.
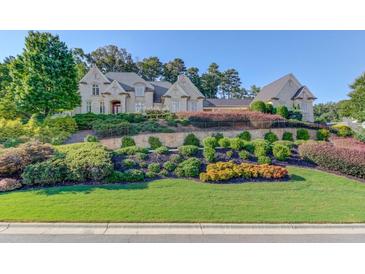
[{"xmin": 100, "ymin": 127, "xmax": 317, "ymax": 150}]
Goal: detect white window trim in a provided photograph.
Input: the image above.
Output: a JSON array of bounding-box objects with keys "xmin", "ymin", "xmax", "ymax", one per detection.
[
  {"xmin": 135, "ymin": 85, "xmax": 145, "ymax": 97},
  {"xmin": 99, "ymin": 101, "xmax": 105, "ymax": 114},
  {"xmin": 92, "ymin": 84, "xmax": 100, "ymax": 96},
  {"xmin": 86, "ymin": 101, "xmax": 92, "ymax": 113}
]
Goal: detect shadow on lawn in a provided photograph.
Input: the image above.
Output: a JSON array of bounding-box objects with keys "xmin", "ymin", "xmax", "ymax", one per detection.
[
  {"xmin": 290, "ymin": 174, "xmax": 306, "ymax": 182},
  {"xmin": 35, "ymin": 182, "xmax": 149, "ymax": 196}
]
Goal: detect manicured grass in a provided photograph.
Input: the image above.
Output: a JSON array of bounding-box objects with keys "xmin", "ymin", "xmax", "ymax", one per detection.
[{"xmin": 1, "ymin": 166, "xmax": 365, "ymax": 223}]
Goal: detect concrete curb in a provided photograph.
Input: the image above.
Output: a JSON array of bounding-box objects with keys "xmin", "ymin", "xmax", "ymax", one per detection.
[{"xmin": 2, "ymin": 223, "xmax": 365, "ymax": 235}]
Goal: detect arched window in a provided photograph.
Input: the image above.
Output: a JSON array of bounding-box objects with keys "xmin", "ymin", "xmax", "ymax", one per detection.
[
  {"xmin": 99, "ymin": 101, "xmax": 105, "ymax": 114},
  {"xmin": 92, "ymin": 84, "xmax": 100, "ymax": 96}
]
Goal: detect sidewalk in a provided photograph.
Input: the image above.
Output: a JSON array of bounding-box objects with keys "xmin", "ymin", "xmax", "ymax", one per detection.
[{"xmin": 2, "ymin": 223, "xmax": 365, "ymax": 235}]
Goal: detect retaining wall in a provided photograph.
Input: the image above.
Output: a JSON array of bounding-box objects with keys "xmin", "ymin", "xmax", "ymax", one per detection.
[{"xmin": 100, "ymin": 128, "xmax": 317, "ymax": 150}]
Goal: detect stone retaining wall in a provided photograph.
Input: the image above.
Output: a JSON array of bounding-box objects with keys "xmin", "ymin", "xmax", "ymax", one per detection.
[{"xmin": 100, "ymin": 128, "xmax": 317, "ymax": 150}]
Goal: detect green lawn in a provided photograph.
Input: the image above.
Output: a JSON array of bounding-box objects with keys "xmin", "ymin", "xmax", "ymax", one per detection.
[{"xmin": 1, "ymin": 166, "xmax": 365, "ymax": 223}]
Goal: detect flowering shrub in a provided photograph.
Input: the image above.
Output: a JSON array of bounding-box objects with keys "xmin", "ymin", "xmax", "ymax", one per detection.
[
  {"xmin": 0, "ymin": 178, "xmax": 22, "ymax": 192},
  {"xmin": 177, "ymin": 111, "xmax": 283, "ymax": 128},
  {"xmin": 298, "ymin": 141, "xmax": 365, "ymax": 179},
  {"xmin": 330, "ymin": 137, "xmax": 365, "ymax": 153},
  {"xmin": 199, "ymin": 162, "xmax": 288, "ymax": 183}
]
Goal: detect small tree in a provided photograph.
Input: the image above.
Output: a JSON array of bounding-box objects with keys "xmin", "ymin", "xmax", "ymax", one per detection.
[{"xmin": 250, "ymin": 101, "xmax": 267, "ymax": 113}]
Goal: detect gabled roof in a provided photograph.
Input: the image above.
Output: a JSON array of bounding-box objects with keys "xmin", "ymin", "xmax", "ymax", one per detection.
[
  {"xmin": 149, "ymin": 81, "xmax": 172, "ymax": 103},
  {"xmin": 79, "ymin": 65, "xmax": 111, "ymax": 84},
  {"xmin": 203, "ymin": 98, "xmax": 252, "ymax": 107},
  {"xmin": 105, "ymin": 72, "xmax": 154, "ymax": 91},
  {"xmin": 164, "ymin": 75, "xmax": 205, "ymax": 99},
  {"xmin": 291, "ymin": 86, "xmax": 317, "ymax": 100},
  {"xmin": 103, "ymin": 80, "xmax": 128, "ymax": 95},
  {"xmin": 254, "ymin": 73, "xmax": 299, "ymax": 102}
]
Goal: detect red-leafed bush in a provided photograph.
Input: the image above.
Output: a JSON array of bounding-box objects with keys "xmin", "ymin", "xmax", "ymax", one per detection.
[
  {"xmin": 299, "ymin": 141, "xmax": 365, "ymax": 179},
  {"xmin": 330, "ymin": 137, "xmax": 365, "ymax": 153},
  {"xmin": 0, "ymin": 178, "xmax": 22, "ymax": 192},
  {"xmin": 177, "ymin": 111, "xmax": 284, "ymax": 128}
]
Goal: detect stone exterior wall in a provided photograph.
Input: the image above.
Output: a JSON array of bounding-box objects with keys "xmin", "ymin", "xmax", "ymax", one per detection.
[{"xmin": 100, "ymin": 127, "xmax": 317, "ymax": 150}]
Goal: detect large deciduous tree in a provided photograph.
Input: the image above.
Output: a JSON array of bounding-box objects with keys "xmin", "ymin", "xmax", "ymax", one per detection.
[
  {"xmin": 9, "ymin": 31, "xmax": 80, "ymax": 117},
  {"xmin": 89, "ymin": 45, "xmax": 138, "ymax": 73},
  {"xmin": 0, "ymin": 57, "xmax": 19, "ymax": 119},
  {"xmin": 162, "ymin": 58, "xmax": 186, "ymax": 83},
  {"xmin": 347, "ymin": 73, "xmax": 365, "ymax": 121},
  {"xmin": 313, "ymin": 102, "xmax": 340, "ymax": 123},
  {"xmin": 200, "ymin": 63, "xmax": 221, "ymax": 98},
  {"xmin": 137, "ymin": 56, "xmax": 163, "ymax": 81}
]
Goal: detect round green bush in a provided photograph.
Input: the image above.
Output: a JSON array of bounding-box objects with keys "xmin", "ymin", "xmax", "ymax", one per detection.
[
  {"xmin": 316, "ymin": 129, "xmax": 330, "ymax": 141},
  {"xmin": 282, "ymin": 131, "xmax": 294, "ymax": 141},
  {"xmin": 238, "ymin": 150, "xmax": 249, "ymax": 160},
  {"xmin": 84, "ymin": 135, "xmax": 98, "ymax": 143},
  {"xmin": 159, "ymin": 169, "xmax": 169, "ymax": 177},
  {"xmin": 272, "ymin": 143, "xmax": 291, "ymax": 161},
  {"xmin": 264, "ymin": 132, "xmax": 279, "ymax": 143},
  {"xmin": 250, "ymin": 101, "xmax": 267, "ymax": 113},
  {"xmin": 203, "ymin": 147, "xmax": 216, "ymax": 163},
  {"xmin": 123, "ymin": 169, "xmax": 145, "ymax": 182},
  {"xmin": 229, "ymin": 138, "xmax": 244, "ymax": 150},
  {"xmin": 148, "ymin": 163, "xmax": 161, "ymax": 173},
  {"xmin": 237, "ymin": 131, "xmax": 251, "ymax": 141},
  {"xmin": 178, "ymin": 145, "xmax": 199, "ymax": 157},
  {"xmin": 169, "ymin": 154, "xmax": 183, "ymax": 164},
  {"xmin": 276, "ymin": 105, "xmax": 289, "ymax": 119},
  {"xmin": 155, "ymin": 146, "xmax": 169, "ymax": 155},
  {"xmin": 121, "ymin": 136, "xmax": 136, "ymax": 148},
  {"xmin": 163, "ymin": 161, "xmax": 176, "ymax": 172},
  {"xmin": 183, "ymin": 133, "xmax": 200, "ymax": 146},
  {"xmin": 257, "ymin": 155, "xmax": 272, "ymax": 164},
  {"xmin": 136, "ymin": 152, "xmax": 148, "ymax": 161},
  {"xmin": 296, "ymin": 128, "xmax": 310, "ymax": 140},
  {"xmin": 122, "ymin": 158, "xmax": 136, "ymax": 168},
  {"xmin": 203, "ymin": 137, "xmax": 218, "ymax": 148},
  {"xmin": 146, "ymin": 171, "xmax": 157, "ymax": 179},
  {"xmin": 174, "ymin": 157, "xmax": 202, "ymax": 177},
  {"xmin": 218, "ymin": 137, "xmax": 231, "ymax": 148},
  {"xmin": 148, "ymin": 136, "xmax": 162, "ymax": 149}
]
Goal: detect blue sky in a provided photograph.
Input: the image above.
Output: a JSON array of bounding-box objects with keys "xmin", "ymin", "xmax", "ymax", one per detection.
[{"xmin": 0, "ymin": 30, "xmax": 364, "ymax": 103}]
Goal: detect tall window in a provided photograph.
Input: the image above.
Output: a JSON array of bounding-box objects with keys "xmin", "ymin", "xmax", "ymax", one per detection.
[
  {"xmin": 92, "ymin": 84, "xmax": 100, "ymax": 96},
  {"xmin": 190, "ymin": 101, "xmax": 197, "ymax": 112},
  {"xmin": 301, "ymin": 102, "xmax": 308, "ymax": 112},
  {"xmin": 135, "ymin": 85, "xmax": 145, "ymax": 97},
  {"xmin": 99, "ymin": 101, "xmax": 105, "ymax": 114},
  {"xmin": 135, "ymin": 102, "xmax": 145, "ymax": 113},
  {"xmin": 172, "ymin": 101, "xmax": 180, "ymax": 113},
  {"xmin": 86, "ymin": 101, "xmax": 92, "ymax": 113}
]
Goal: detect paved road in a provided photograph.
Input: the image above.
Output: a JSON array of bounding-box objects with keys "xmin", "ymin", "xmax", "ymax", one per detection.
[{"xmin": 2, "ymin": 234, "xmax": 365, "ymax": 243}]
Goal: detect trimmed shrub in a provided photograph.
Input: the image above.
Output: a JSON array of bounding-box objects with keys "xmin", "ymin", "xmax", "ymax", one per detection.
[
  {"xmin": 84, "ymin": 135, "xmax": 98, "ymax": 142},
  {"xmin": 218, "ymin": 137, "xmax": 231, "ymax": 148},
  {"xmin": 148, "ymin": 136, "xmax": 162, "ymax": 149},
  {"xmin": 121, "ymin": 136, "xmax": 136, "ymax": 148},
  {"xmin": 163, "ymin": 161, "xmax": 176, "ymax": 172},
  {"xmin": 264, "ymin": 132, "xmax": 279, "ymax": 143},
  {"xmin": 122, "ymin": 158, "xmax": 136, "ymax": 168},
  {"xmin": 282, "ymin": 131, "xmax": 294, "ymax": 141},
  {"xmin": 148, "ymin": 163, "xmax": 161, "ymax": 173},
  {"xmin": 170, "ymin": 154, "xmax": 183, "ymax": 164},
  {"xmin": 200, "ymin": 162, "xmax": 288, "ymax": 183},
  {"xmin": 276, "ymin": 105, "xmax": 289, "ymax": 119},
  {"xmin": 257, "ymin": 155, "xmax": 272, "ymax": 164},
  {"xmin": 183, "ymin": 133, "xmax": 200, "ymax": 146},
  {"xmin": 242, "ymin": 141, "xmax": 255, "ymax": 153},
  {"xmin": 159, "ymin": 169, "xmax": 169, "ymax": 177},
  {"xmin": 316, "ymin": 129, "xmax": 330, "ymax": 141},
  {"xmin": 174, "ymin": 157, "xmax": 202, "ymax": 177},
  {"xmin": 332, "ymin": 124, "xmax": 353, "ymax": 137},
  {"xmin": 249, "ymin": 101, "xmax": 267, "ymax": 113},
  {"xmin": 93, "ymin": 121, "xmax": 131, "ymax": 138},
  {"xmin": 114, "ymin": 146, "xmax": 148, "ymax": 156},
  {"xmin": 139, "ymin": 161, "xmax": 148, "ymax": 168},
  {"xmin": 203, "ymin": 137, "xmax": 218, "ymax": 148},
  {"xmin": 251, "ymin": 139, "xmax": 271, "ymax": 157},
  {"xmin": 21, "ymin": 158, "xmax": 68, "ymax": 186},
  {"xmin": 229, "ymin": 138, "xmax": 244, "ymax": 150},
  {"xmin": 104, "ymin": 171, "xmax": 127, "ymax": 183},
  {"xmin": 272, "ymin": 144, "xmax": 291, "ymax": 161},
  {"xmin": 178, "ymin": 145, "xmax": 199, "ymax": 157},
  {"xmin": 43, "ymin": 116, "xmax": 77, "ymax": 134},
  {"xmin": 155, "ymin": 146, "xmax": 169, "ymax": 155},
  {"xmin": 296, "ymin": 128, "xmax": 310, "ymax": 140},
  {"xmin": 0, "ymin": 142, "xmax": 54, "ymax": 176},
  {"xmin": 136, "ymin": 152, "xmax": 148, "ymax": 161},
  {"xmin": 123, "ymin": 169, "xmax": 145, "ymax": 182},
  {"xmin": 226, "ymin": 150, "xmax": 233, "ymax": 159},
  {"xmin": 237, "ymin": 131, "xmax": 251, "ymax": 141},
  {"xmin": 299, "ymin": 141, "xmax": 365, "ymax": 179},
  {"xmin": 238, "ymin": 150, "xmax": 249, "ymax": 160},
  {"xmin": 203, "ymin": 147, "xmax": 216, "ymax": 163},
  {"xmin": 0, "ymin": 178, "xmax": 22, "ymax": 192},
  {"xmin": 330, "ymin": 137, "xmax": 365, "ymax": 152},
  {"xmin": 57, "ymin": 143, "xmax": 113, "ymax": 182},
  {"xmin": 273, "ymin": 140, "xmax": 294, "ymax": 149},
  {"xmin": 146, "ymin": 171, "xmax": 157, "ymax": 178}
]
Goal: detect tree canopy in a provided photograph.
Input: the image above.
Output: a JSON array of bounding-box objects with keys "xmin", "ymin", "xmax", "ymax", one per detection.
[{"xmin": 137, "ymin": 56, "xmax": 163, "ymax": 81}]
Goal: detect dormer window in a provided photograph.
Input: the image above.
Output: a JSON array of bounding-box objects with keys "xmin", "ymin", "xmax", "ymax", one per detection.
[
  {"xmin": 92, "ymin": 84, "xmax": 100, "ymax": 96},
  {"xmin": 135, "ymin": 84, "xmax": 145, "ymax": 97}
]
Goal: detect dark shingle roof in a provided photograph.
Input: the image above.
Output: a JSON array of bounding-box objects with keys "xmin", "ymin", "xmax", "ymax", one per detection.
[
  {"xmin": 149, "ymin": 81, "xmax": 172, "ymax": 103},
  {"xmin": 203, "ymin": 98, "xmax": 252, "ymax": 107},
  {"xmin": 105, "ymin": 72, "xmax": 154, "ymax": 90},
  {"xmin": 254, "ymin": 73, "xmax": 294, "ymax": 102}
]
